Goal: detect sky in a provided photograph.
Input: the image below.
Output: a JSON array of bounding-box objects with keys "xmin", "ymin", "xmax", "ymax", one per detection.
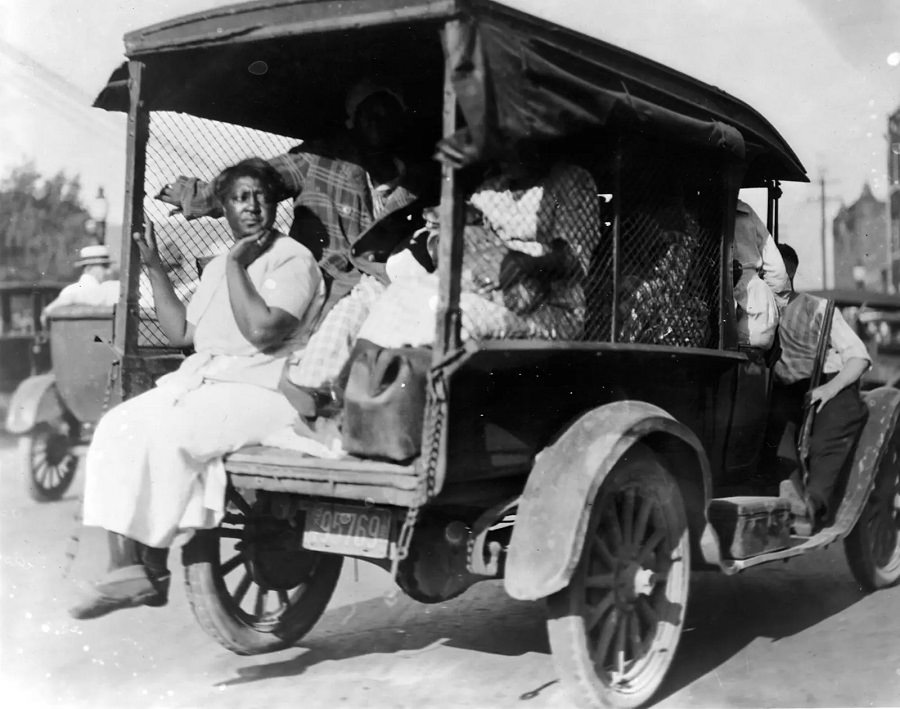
[{"xmin": 1, "ymin": 0, "xmax": 899, "ymax": 289}]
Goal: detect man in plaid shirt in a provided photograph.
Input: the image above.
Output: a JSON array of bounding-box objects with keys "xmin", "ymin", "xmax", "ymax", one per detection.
[{"xmin": 158, "ymin": 79, "xmax": 435, "ymax": 402}]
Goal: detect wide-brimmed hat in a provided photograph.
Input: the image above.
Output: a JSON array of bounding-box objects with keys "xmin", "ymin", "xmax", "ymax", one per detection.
[
  {"xmin": 74, "ymin": 244, "xmax": 112, "ymax": 267},
  {"xmin": 344, "ymin": 78, "xmax": 405, "ymax": 128}
]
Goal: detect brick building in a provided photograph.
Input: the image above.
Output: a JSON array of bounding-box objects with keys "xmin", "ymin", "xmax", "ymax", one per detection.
[
  {"xmin": 889, "ymin": 106, "xmax": 900, "ymax": 290},
  {"xmin": 832, "ymin": 183, "xmax": 889, "ymax": 291}
]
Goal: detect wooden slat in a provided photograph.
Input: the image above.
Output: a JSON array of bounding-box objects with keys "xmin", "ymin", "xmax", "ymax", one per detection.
[
  {"xmin": 226, "ymin": 446, "xmax": 418, "ymax": 475},
  {"xmin": 224, "ymin": 446, "xmax": 423, "ymax": 504},
  {"xmin": 228, "ymin": 472, "xmax": 420, "ymax": 506}
]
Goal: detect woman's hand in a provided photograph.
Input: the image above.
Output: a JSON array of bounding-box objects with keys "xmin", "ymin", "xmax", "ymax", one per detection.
[
  {"xmin": 228, "ymin": 231, "xmax": 274, "ymax": 268},
  {"xmin": 133, "ymin": 222, "xmax": 162, "ymax": 269}
]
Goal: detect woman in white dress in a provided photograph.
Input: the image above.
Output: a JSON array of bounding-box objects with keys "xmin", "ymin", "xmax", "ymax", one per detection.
[{"xmin": 70, "ymin": 158, "xmax": 324, "ymax": 619}]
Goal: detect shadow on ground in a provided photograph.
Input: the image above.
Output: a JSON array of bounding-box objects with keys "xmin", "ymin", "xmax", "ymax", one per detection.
[
  {"xmin": 653, "ymin": 550, "xmax": 866, "ymax": 704},
  {"xmin": 214, "ymin": 546, "xmax": 866, "ymax": 703},
  {"xmin": 217, "ymin": 582, "xmax": 548, "ymax": 688}
]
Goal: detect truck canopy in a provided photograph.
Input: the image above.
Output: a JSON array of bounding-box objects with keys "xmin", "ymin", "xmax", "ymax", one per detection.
[{"xmin": 93, "ymin": 0, "xmax": 806, "ymax": 185}]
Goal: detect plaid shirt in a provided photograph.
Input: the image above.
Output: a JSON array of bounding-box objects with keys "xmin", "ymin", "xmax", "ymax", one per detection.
[{"xmin": 167, "ymin": 132, "xmax": 431, "ymax": 302}]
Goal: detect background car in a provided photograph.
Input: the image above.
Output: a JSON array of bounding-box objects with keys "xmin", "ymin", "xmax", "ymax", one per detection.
[{"xmin": 809, "ymin": 288, "xmax": 900, "ymax": 389}]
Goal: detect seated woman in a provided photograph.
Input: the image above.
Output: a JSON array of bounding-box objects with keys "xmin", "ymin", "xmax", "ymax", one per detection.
[
  {"xmin": 355, "ymin": 159, "xmax": 601, "ymax": 347},
  {"xmin": 69, "ymin": 158, "xmax": 325, "ymax": 619}
]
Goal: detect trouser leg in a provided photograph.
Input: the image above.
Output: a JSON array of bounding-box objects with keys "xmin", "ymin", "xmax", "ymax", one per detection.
[
  {"xmin": 139, "ymin": 544, "xmax": 170, "ymax": 581},
  {"xmin": 760, "ymin": 381, "xmax": 804, "ymax": 477},
  {"xmin": 807, "ymin": 383, "xmax": 868, "ymax": 515},
  {"xmin": 106, "ymin": 531, "xmax": 169, "ymax": 580},
  {"xmin": 106, "ymin": 531, "xmax": 142, "ymax": 571}
]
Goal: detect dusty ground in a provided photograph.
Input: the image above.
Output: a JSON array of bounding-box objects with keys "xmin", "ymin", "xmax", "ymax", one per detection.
[{"xmin": 0, "ymin": 430, "xmax": 898, "ymax": 709}]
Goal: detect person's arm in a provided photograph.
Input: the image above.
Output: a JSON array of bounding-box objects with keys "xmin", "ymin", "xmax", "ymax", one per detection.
[
  {"xmin": 133, "ymin": 227, "xmax": 193, "ymax": 347},
  {"xmin": 809, "ymin": 357, "xmax": 869, "ymax": 412},
  {"xmin": 760, "ymin": 233, "xmax": 791, "ymax": 310},
  {"xmin": 40, "ymin": 282, "xmax": 83, "ymax": 326},
  {"xmin": 156, "ymin": 151, "xmax": 312, "ymax": 218},
  {"xmin": 497, "ymin": 165, "xmax": 600, "ymax": 290},
  {"xmin": 497, "ymin": 241, "xmax": 570, "ymax": 289},
  {"xmin": 546, "ymin": 163, "xmax": 601, "ymax": 275},
  {"xmin": 156, "ymin": 177, "xmax": 222, "ymax": 219},
  {"xmin": 225, "ymin": 235, "xmax": 319, "ymax": 350},
  {"xmin": 808, "ymin": 309, "xmax": 871, "ymax": 411}
]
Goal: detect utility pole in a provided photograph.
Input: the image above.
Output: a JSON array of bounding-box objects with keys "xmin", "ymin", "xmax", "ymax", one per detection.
[
  {"xmin": 819, "ymin": 174, "xmax": 827, "ymax": 288},
  {"xmin": 807, "ymin": 171, "xmax": 840, "ymax": 289}
]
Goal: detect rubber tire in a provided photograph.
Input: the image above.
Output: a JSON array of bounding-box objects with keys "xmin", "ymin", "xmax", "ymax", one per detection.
[
  {"xmin": 844, "ymin": 423, "xmax": 900, "ymax": 591},
  {"xmin": 183, "ymin": 528, "xmax": 344, "ymax": 655},
  {"xmin": 20, "ymin": 422, "xmax": 78, "ymax": 502},
  {"xmin": 546, "ymin": 445, "xmax": 690, "ymax": 709}
]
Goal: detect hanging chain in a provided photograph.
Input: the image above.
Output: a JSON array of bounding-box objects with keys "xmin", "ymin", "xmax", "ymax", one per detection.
[
  {"xmin": 100, "ymin": 356, "xmax": 121, "ymax": 416},
  {"xmin": 389, "ymin": 367, "xmax": 446, "ymax": 581}
]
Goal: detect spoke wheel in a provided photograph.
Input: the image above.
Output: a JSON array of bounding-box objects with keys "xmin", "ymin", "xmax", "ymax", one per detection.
[
  {"xmin": 183, "ymin": 487, "xmax": 343, "ymax": 655},
  {"xmin": 547, "ymin": 445, "xmax": 690, "ymax": 709},
  {"xmin": 845, "ymin": 423, "xmax": 900, "ymax": 591},
  {"xmin": 19, "ymin": 421, "xmax": 78, "ymax": 502}
]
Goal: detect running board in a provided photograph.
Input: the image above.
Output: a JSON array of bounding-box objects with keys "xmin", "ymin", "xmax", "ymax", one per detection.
[{"xmin": 701, "ymin": 388, "xmax": 899, "ymax": 574}]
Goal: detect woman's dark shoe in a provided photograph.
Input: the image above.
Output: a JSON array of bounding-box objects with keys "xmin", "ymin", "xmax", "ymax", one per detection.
[{"xmin": 69, "ymin": 565, "xmax": 169, "ymax": 619}]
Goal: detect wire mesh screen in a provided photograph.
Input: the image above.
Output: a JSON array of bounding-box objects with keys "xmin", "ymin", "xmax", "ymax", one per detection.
[
  {"xmin": 457, "ymin": 162, "xmax": 603, "ymax": 341},
  {"xmin": 615, "ymin": 148, "xmax": 721, "ymax": 348},
  {"xmin": 137, "ymin": 112, "xmax": 297, "ymax": 347},
  {"xmin": 457, "ymin": 148, "xmax": 721, "ymax": 347}
]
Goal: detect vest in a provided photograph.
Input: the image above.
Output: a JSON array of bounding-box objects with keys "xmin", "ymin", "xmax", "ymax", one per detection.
[{"xmin": 774, "ymin": 291, "xmax": 824, "ymax": 384}]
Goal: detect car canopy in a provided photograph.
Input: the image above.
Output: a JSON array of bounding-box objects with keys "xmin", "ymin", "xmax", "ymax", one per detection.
[
  {"xmin": 809, "ymin": 289, "xmax": 900, "ymax": 311},
  {"xmin": 94, "ymin": 0, "xmax": 806, "ymax": 186}
]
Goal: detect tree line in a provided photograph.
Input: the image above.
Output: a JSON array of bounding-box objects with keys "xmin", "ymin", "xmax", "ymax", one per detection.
[{"xmin": 0, "ymin": 162, "xmax": 92, "ymax": 282}]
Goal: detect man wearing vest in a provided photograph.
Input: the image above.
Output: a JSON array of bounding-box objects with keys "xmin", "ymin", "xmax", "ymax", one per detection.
[{"xmin": 767, "ymin": 244, "xmax": 870, "ymax": 532}]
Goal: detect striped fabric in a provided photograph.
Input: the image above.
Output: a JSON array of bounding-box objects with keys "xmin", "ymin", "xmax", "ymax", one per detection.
[
  {"xmin": 166, "ymin": 133, "xmax": 426, "ymax": 298},
  {"xmin": 774, "ymin": 292, "xmax": 870, "ymax": 384},
  {"xmin": 286, "ymin": 275, "xmax": 385, "ymax": 388}
]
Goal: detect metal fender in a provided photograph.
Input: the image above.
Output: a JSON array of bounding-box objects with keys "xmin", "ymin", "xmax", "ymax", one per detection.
[
  {"xmin": 504, "ymin": 400, "xmax": 710, "ymax": 601},
  {"xmin": 848, "ymin": 387, "xmax": 900, "ymax": 511},
  {"xmin": 4, "ymin": 374, "xmax": 64, "ymax": 434}
]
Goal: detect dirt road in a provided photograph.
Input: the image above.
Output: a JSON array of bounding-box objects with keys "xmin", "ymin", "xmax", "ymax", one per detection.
[{"xmin": 1, "ymin": 432, "xmax": 898, "ymax": 708}]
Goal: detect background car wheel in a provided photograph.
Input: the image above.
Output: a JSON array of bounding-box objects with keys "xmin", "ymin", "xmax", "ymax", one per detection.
[
  {"xmin": 845, "ymin": 424, "xmax": 900, "ymax": 591},
  {"xmin": 20, "ymin": 420, "xmax": 78, "ymax": 502},
  {"xmin": 547, "ymin": 445, "xmax": 690, "ymax": 709},
  {"xmin": 183, "ymin": 487, "xmax": 344, "ymax": 655}
]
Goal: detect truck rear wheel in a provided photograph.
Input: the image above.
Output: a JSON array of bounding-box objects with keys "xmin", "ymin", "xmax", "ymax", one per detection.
[
  {"xmin": 547, "ymin": 446, "xmax": 689, "ymax": 708},
  {"xmin": 845, "ymin": 424, "xmax": 900, "ymax": 591},
  {"xmin": 183, "ymin": 487, "xmax": 343, "ymax": 655}
]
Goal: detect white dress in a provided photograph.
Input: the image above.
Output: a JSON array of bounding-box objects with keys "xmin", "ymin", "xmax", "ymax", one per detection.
[{"xmin": 82, "ymin": 235, "xmax": 324, "ymax": 548}]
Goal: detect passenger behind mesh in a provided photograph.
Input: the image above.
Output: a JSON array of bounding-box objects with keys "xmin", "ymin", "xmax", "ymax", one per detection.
[
  {"xmin": 617, "ymin": 210, "xmax": 712, "ymax": 348},
  {"xmin": 356, "ymin": 160, "xmax": 601, "ymax": 347}
]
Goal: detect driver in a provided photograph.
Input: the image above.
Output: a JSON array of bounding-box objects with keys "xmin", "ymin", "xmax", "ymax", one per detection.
[
  {"xmin": 41, "ymin": 245, "xmax": 119, "ymax": 323},
  {"xmin": 766, "ymin": 243, "xmax": 870, "ymax": 532}
]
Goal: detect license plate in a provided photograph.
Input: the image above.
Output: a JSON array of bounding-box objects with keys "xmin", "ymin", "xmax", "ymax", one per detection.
[{"xmin": 302, "ymin": 503, "xmax": 392, "ymax": 558}]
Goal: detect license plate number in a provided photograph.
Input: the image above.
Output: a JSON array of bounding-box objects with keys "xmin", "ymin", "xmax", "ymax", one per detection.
[{"xmin": 303, "ymin": 503, "xmax": 391, "ymax": 558}]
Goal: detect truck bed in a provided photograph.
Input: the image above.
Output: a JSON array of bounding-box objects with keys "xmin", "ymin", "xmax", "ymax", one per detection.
[{"xmin": 224, "ymin": 446, "xmax": 423, "ymax": 506}]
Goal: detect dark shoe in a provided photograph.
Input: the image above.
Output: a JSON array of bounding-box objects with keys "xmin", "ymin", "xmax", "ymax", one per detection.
[
  {"xmin": 779, "ymin": 478, "xmax": 813, "ymax": 535},
  {"xmin": 806, "ymin": 493, "xmax": 829, "ymax": 534},
  {"xmin": 69, "ymin": 565, "xmax": 169, "ymax": 619}
]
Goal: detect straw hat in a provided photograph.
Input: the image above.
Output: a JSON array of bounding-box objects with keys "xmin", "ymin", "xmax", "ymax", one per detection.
[{"xmin": 74, "ymin": 244, "xmax": 112, "ymax": 267}]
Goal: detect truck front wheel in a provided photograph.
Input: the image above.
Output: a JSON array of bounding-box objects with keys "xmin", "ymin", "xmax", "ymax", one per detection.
[
  {"xmin": 547, "ymin": 445, "xmax": 690, "ymax": 708},
  {"xmin": 845, "ymin": 423, "xmax": 900, "ymax": 591}
]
